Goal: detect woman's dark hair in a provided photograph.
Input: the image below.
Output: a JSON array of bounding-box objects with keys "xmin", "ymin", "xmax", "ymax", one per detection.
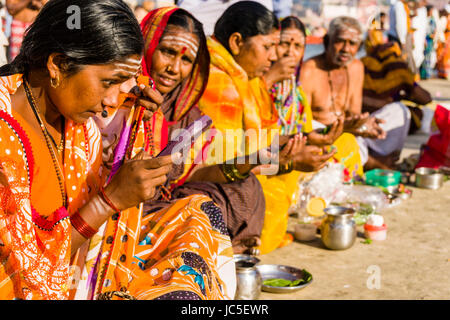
[
  {"xmin": 280, "ymin": 16, "xmax": 307, "ymax": 38},
  {"xmin": 213, "ymin": 1, "xmax": 280, "ymax": 53},
  {"xmin": 0, "ymin": 0, "xmax": 144, "ymax": 77}
]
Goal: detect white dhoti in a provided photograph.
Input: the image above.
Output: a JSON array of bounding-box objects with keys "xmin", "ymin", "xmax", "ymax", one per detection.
[{"xmin": 357, "ymin": 102, "xmax": 411, "ymax": 165}]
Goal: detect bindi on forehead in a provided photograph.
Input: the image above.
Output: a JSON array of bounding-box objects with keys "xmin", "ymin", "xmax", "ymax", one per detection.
[{"xmin": 280, "ymin": 30, "xmax": 303, "ymax": 42}]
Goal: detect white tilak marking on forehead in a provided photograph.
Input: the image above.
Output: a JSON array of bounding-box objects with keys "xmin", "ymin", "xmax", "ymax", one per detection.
[
  {"xmin": 114, "ymin": 63, "xmax": 141, "ymax": 71},
  {"xmin": 162, "ymin": 35, "xmax": 199, "ymax": 49},
  {"xmin": 124, "ymin": 58, "xmax": 142, "ymax": 64},
  {"xmin": 112, "ymin": 69, "xmax": 140, "ymax": 78},
  {"xmin": 160, "ymin": 35, "xmax": 199, "ymax": 56},
  {"xmin": 113, "ymin": 68, "xmax": 139, "ymax": 74}
]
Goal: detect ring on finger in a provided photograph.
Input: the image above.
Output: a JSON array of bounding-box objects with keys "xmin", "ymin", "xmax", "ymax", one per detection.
[{"xmin": 358, "ymin": 124, "xmax": 368, "ymax": 133}]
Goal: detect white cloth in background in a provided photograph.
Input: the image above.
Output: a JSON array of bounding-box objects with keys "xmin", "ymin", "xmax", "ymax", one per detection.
[
  {"xmin": 412, "ymin": 6, "xmax": 427, "ymax": 70},
  {"xmin": 388, "ymin": 0, "xmax": 408, "ymax": 45},
  {"xmin": 436, "ymin": 15, "xmax": 447, "ymax": 44},
  {"xmin": 357, "ymin": 102, "xmax": 411, "ymax": 165},
  {"xmin": 272, "ymin": 0, "xmax": 293, "ymax": 19},
  {"xmin": 177, "ymin": 0, "xmax": 274, "ymax": 36}
]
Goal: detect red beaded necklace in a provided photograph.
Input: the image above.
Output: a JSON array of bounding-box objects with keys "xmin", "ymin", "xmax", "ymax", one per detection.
[{"xmin": 23, "ymin": 78, "xmax": 67, "ymax": 208}]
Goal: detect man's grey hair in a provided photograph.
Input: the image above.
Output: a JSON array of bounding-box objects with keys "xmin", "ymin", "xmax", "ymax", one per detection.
[{"xmin": 328, "ymin": 16, "xmax": 363, "ymax": 41}]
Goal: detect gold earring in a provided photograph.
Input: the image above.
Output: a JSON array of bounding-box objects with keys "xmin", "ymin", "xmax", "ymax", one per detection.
[{"xmin": 50, "ymin": 75, "xmax": 60, "ymax": 88}]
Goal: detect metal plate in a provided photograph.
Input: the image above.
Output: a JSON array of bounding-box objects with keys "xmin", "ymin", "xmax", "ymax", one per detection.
[{"xmin": 256, "ymin": 264, "xmax": 313, "ymax": 293}]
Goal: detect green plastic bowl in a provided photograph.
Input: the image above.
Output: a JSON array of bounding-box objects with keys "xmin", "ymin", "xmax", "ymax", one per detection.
[{"xmin": 364, "ymin": 169, "xmax": 401, "ymax": 188}]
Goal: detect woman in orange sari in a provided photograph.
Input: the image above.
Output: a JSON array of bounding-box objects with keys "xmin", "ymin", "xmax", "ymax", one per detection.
[
  {"xmin": 84, "ymin": 7, "xmax": 236, "ymax": 300},
  {"xmin": 437, "ymin": 11, "xmax": 450, "ymax": 79},
  {"xmin": 0, "ymin": 0, "xmax": 234, "ymax": 300},
  {"xmin": 0, "ymin": 0, "xmax": 164, "ymax": 299}
]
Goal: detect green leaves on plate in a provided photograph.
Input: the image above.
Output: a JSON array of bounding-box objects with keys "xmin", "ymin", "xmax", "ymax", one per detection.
[{"xmin": 263, "ymin": 270, "xmax": 312, "ymax": 287}]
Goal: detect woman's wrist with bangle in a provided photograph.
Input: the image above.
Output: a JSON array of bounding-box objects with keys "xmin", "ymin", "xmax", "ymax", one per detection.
[
  {"xmin": 71, "ymin": 190, "xmax": 119, "ymax": 239},
  {"xmin": 278, "ymin": 159, "xmax": 294, "ymax": 175},
  {"xmin": 71, "ymin": 210, "xmax": 98, "ymax": 239},
  {"xmin": 98, "ymin": 186, "xmax": 121, "ymax": 213}
]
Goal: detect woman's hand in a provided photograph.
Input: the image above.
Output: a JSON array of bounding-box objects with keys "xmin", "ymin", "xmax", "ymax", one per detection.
[
  {"xmin": 263, "ymin": 56, "xmax": 298, "ymax": 88},
  {"xmin": 307, "ymin": 116, "xmax": 344, "ymax": 146},
  {"xmin": 103, "ymin": 150, "xmax": 174, "ymax": 211},
  {"xmin": 280, "ymin": 134, "xmax": 337, "ymax": 172},
  {"xmin": 134, "ymin": 84, "xmax": 164, "ymax": 120}
]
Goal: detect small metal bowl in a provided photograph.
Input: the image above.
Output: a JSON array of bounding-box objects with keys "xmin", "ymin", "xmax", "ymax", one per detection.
[
  {"xmin": 256, "ymin": 264, "xmax": 313, "ymax": 293},
  {"xmin": 415, "ymin": 167, "xmax": 444, "ymax": 190}
]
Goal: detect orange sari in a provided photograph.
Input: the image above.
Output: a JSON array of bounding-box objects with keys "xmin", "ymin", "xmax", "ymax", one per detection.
[
  {"xmin": 0, "ymin": 74, "xmax": 103, "ymax": 300},
  {"xmin": 74, "ymin": 7, "xmax": 236, "ymax": 300},
  {"xmin": 437, "ymin": 16, "xmax": 450, "ymax": 80}
]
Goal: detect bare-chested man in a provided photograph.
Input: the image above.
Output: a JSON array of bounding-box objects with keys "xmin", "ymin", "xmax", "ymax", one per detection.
[{"xmin": 301, "ymin": 16, "xmax": 386, "ymax": 169}]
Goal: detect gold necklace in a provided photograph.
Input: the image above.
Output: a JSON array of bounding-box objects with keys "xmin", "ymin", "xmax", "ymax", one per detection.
[{"xmin": 23, "ymin": 79, "xmax": 67, "ymax": 208}]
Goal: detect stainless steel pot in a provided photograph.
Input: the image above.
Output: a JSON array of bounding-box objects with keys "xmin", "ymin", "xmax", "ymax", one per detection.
[
  {"xmin": 234, "ymin": 254, "xmax": 262, "ymax": 300},
  {"xmin": 320, "ymin": 206, "xmax": 356, "ymax": 250},
  {"xmin": 415, "ymin": 167, "xmax": 444, "ymax": 190}
]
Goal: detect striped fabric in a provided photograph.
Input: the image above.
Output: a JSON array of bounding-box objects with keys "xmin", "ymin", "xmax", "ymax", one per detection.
[
  {"xmin": 361, "ymin": 42, "xmax": 416, "ymax": 101},
  {"xmin": 8, "ymin": 20, "xmax": 31, "ymax": 62}
]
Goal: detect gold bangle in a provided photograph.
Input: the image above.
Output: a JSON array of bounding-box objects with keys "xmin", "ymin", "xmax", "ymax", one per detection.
[
  {"xmin": 278, "ymin": 160, "xmax": 293, "ymax": 175},
  {"xmin": 230, "ymin": 163, "xmax": 250, "ymax": 180},
  {"xmin": 221, "ymin": 163, "xmax": 236, "ymax": 182},
  {"xmin": 221, "ymin": 163, "xmax": 249, "ymax": 182}
]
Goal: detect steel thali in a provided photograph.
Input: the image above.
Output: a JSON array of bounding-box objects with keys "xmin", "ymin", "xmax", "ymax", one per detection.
[{"xmin": 256, "ymin": 264, "xmax": 313, "ymax": 293}]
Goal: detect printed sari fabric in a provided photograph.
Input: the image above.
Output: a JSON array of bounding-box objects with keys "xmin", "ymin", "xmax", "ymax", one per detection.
[
  {"xmin": 268, "ymin": 77, "xmax": 313, "ymax": 135},
  {"xmin": 0, "ymin": 74, "xmax": 103, "ymax": 300},
  {"xmin": 76, "ymin": 7, "xmax": 236, "ymax": 300}
]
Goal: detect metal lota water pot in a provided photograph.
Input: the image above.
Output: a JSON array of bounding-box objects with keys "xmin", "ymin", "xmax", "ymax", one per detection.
[
  {"xmin": 233, "ymin": 254, "xmax": 262, "ymax": 300},
  {"xmin": 320, "ymin": 206, "xmax": 357, "ymax": 250}
]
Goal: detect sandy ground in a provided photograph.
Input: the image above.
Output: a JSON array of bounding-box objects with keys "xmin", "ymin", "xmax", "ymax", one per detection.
[{"xmin": 256, "ymin": 79, "xmax": 450, "ymax": 300}]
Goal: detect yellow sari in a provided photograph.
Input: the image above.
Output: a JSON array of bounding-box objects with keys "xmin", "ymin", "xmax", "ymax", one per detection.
[{"xmin": 253, "ymin": 77, "xmax": 363, "ymax": 254}]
